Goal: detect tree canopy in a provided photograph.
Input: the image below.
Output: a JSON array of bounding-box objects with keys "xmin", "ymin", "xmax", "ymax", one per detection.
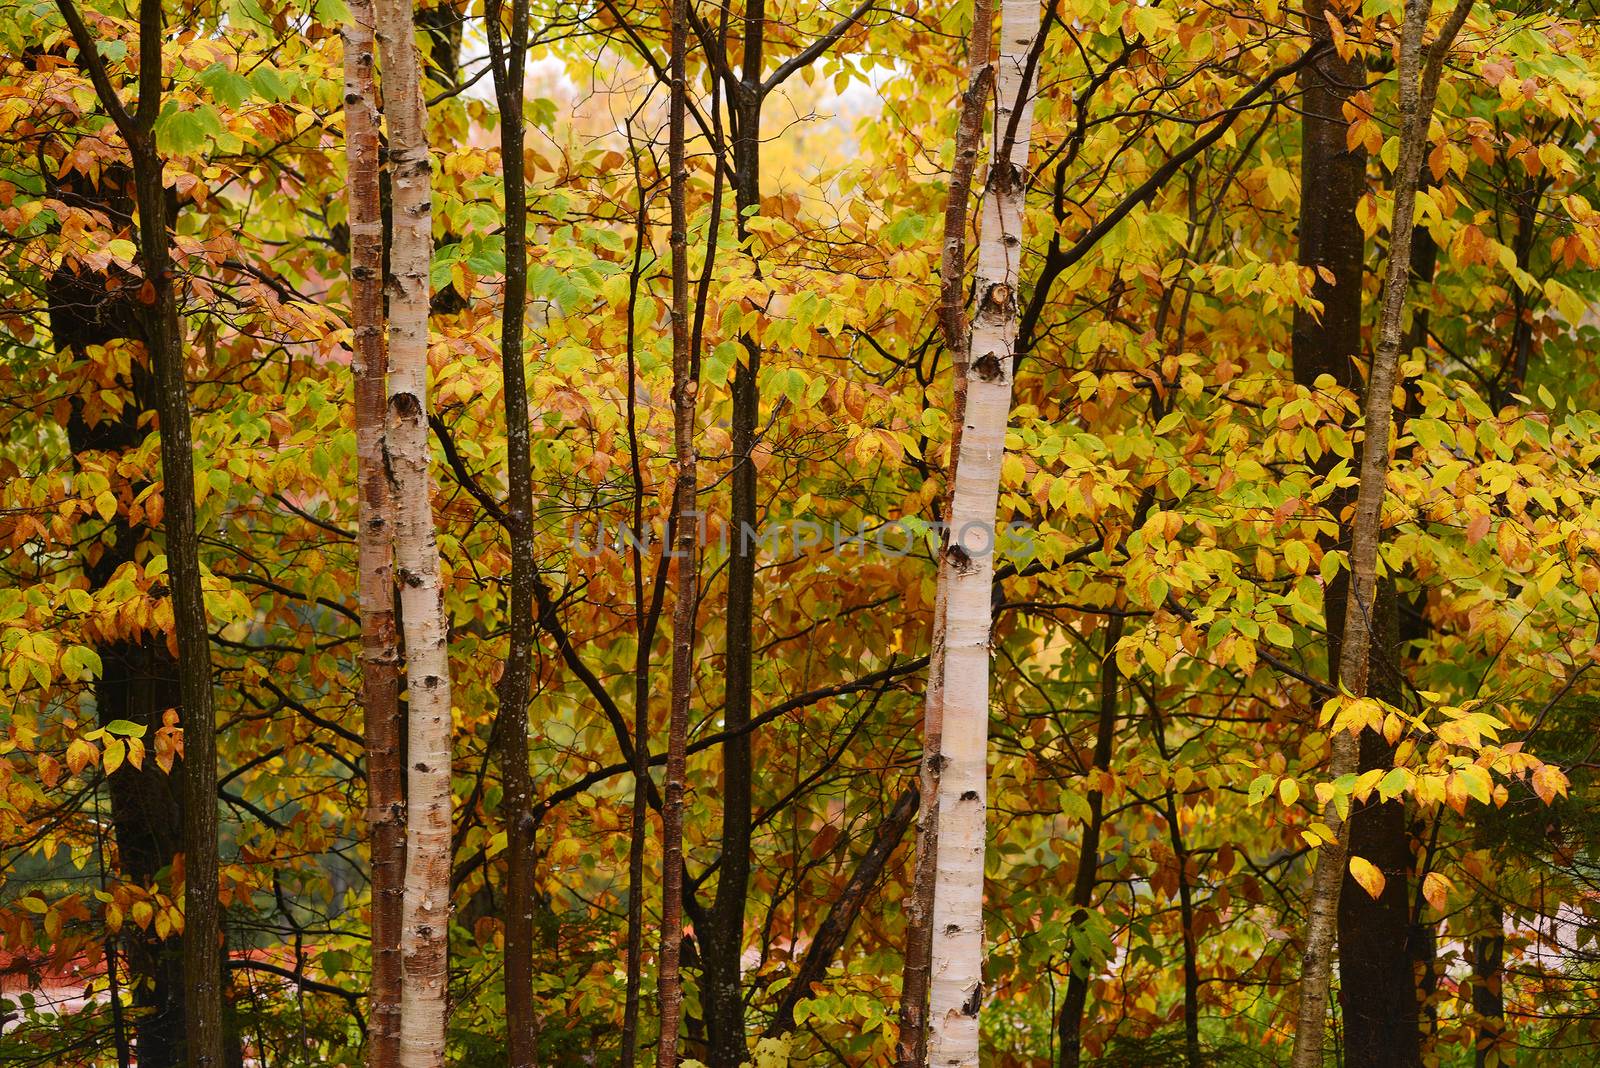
[{"xmin": 1, "ymin": 0, "xmax": 1599, "ymax": 1065}]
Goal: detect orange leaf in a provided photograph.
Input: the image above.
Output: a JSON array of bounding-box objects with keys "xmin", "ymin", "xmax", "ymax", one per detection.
[{"xmin": 1531, "ymin": 764, "xmax": 1570, "ymax": 805}]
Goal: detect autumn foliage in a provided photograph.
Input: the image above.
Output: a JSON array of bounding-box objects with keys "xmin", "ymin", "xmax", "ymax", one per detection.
[{"xmin": 1, "ymin": 0, "xmax": 1599, "ymax": 1065}]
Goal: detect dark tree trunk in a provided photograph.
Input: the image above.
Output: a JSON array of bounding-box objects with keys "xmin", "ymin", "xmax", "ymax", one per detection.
[
  {"xmin": 54, "ymin": 2, "xmax": 225, "ymax": 1063},
  {"xmin": 1290, "ymin": 0, "xmax": 1367, "ymax": 396},
  {"xmin": 415, "ymin": 0, "xmax": 463, "ymax": 89},
  {"xmin": 1337, "ymin": 716, "xmax": 1420, "ymax": 1068},
  {"xmin": 1292, "ymin": 0, "xmax": 1473, "ymax": 1057},
  {"xmin": 1164, "ymin": 787, "xmax": 1202, "ymax": 1068},
  {"xmin": 656, "ymin": 1, "xmax": 697, "ymax": 1060},
  {"xmin": 702, "ymin": 16, "xmax": 765, "ymax": 1065},
  {"xmin": 1492, "ymin": 179, "xmax": 1543, "ymax": 408},
  {"xmin": 1290, "ymin": 4, "xmax": 1420, "ymax": 1063},
  {"xmin": 619, "ymin": 143, "xmax": 669, "ymax": 1068},
  {"xmin": 1471, "ymin": 909, "xmax": 1505, "ymax": 1068},
  {"xmin": 487, "ymin": 0, "xmax": 538, "ymax": 1061},
  {"xmin": 1403, "ymin": 216, "xmax": 1445, "ymax": 1058},
  {"xmin": 1057, "ymin": 616, "xmax": 1124, "ymax": 1068},
  {"xmin": 99, "ymin": 640, "xmax": 187, "ymax": 1064},
  {"xmin": 49, "ymin": 163, "xmax": 189, "ymax": 1068}
]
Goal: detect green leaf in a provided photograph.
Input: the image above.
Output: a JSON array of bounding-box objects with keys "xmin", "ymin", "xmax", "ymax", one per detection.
[
  {"xmin": 1168, "ymin": 466, "xmax": 1192, "ymax": 499},
  {"xmin": 704, "ymin": 341, "xmax": 738, "ymax": 387},
  {"xmin": 1059, "ymin": 790, "xmax": 1092, "ymax": 822},
  {"xmin": 1377, "ymin": 767, "xmax": 1410, "ymax": 802},
  {"xmin": 1247, "ymin": 773, "xmax": 1274, "ymax": 806},
  {"xmin": 314, "ymin": 0, "xmax": 349, "ymax": 24},
  {"xmin": 250, "ymin": 65, "xmax": 289, "ymax": 102},
  {"xmin": 199, "ymin": 63, "xmax": 253, "ymax": 109},
  {"xmin": 155, "ymin": 108, "xmax": 210, "ymax": 156}
]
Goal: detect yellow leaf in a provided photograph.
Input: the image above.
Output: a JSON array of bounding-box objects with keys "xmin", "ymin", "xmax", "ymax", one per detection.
[
  {"xmin": 103, "ymin": 737, "xmax": 127, "ymax": 776},
  {"xmin": 1349, "ymin": 856, "xmax": 1386, "ymax": 900},
  {"xmin": 66, "ymin": 737, "xmax": 98, "ymax": 775},
  {"xmin": 1422, "ymin": 872, "xmax": 1451, "ymax": 912},
  {"xmin": 1278, "ymin": 779, "xmax": 1300, "ymax": 807},
  {"xmin": 1454, "ymin": 765, "xmax": 1493, "ymax": 805},
  {"xmin": 95, "ymin": 491, "xmax": 117, "ymax": 522}
]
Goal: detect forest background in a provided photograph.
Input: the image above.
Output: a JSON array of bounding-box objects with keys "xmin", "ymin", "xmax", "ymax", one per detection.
[{"xmin": 1, "ymin": 0, "xmax": 1599, "ymax": 1065}]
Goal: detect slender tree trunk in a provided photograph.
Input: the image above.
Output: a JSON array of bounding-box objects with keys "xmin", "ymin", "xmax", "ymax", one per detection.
[
  {"xmin": 55, "ymin": 3, "xmax": 224, "ymax": 1065},
  {"xmin": 896, "ymin": 579, "xmax": 946, "ymax": 1068},
  {"xmin": 657, "ymin": 1, "xmax": 695, "ymax": 1061},
  {"xmin": 623, "ymin": 584, "xmax": 653, "ymax": 1068},
  {"xmin": 620, "ymin": 145, "xmax": 667, "ymax": 1068},
  {"xmin": 1290, "ymin": 3, "xmax": 1422, "ymax": 1061},
  {"xmin": 1166, "ymin": 788, "xmax": 1202, "ymax": 1068},
  {"xmin": 1290, "ymin": 3, "xmax": 1473, "ymax": 1063},
  {"xmin": 1492, "ymin": 183, "xmax": 1542, "ymax": 409},
  {"xmin": 487, "ymin": 0, "xmax": 538, "ymax": 1061},
  {"xmin": 344, "ymin": 5, "xmax": 405, "ymax": 1064},
  {"xmin": 1055, "ymin": 616, "xmax": 1123, "ymax": 1068},
  {"xmin": 703, "ymin": 11, "xmax": 766, "ymax": 1057},
  {"xmin": 1144, "ymin": 692, "xmax": 1203, "ymax": 1068},
  {"xmin": 1402, "ymin": 232, "xmax": 1440, "ymax": 1059},
  {"xmin": 896, "ymin": 5, "xmax": 993, "ymax": 1062},
  {"xmin": 371, "ymin": 0, "xmax": 453, "ymax": 1061},
  {"xmin": 767, "ymin": 785, "xmax": 919, "ymax": 1038},
  {"xmin": 925, "ymin": 2, "xmax": 1043, "ymax": 1064}
]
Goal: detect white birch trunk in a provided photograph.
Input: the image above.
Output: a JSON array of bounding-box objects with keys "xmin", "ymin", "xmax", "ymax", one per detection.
[
  {"xmin": 343, "ymin": 2, "xmax": 405, "ymax": 1064},
  {"xmin": 926, "ymin": 1, "xmax": 1042, "ymax": 1063},
  {"xmin": 371, "ymin": 1, "xmax": 452, "ymax": 1065}
]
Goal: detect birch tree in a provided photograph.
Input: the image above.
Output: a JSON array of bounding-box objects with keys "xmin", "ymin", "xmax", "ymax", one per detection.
[
  {"xmin": 896, "ymin": 1, "xmax": 993, "ymax": 1062},
  {"xmin": 925, "ymin": 0, "xmax": 1044, "ymax": 1063},
  {"xmin": 1290, "ymin": 1, "xmax": 1475, "ymax": 1063},
  {"xmin": 343, "ymin": 2, "xmax": 404, "ymax": 1063},
  {"xmin": 370, "ymin": 0, "xmax": 453, "ymax": 1062}
]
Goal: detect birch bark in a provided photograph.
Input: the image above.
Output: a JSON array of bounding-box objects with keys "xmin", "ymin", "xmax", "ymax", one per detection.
[
  {"xmin": 896, "ymin": 2, "xmax": 992, "ymax": 1062},
  {"xmin": 925, "ymin": 1, "xmax": 1042, "ymax": 1064},
  {"xmin": 371, "ymin": 0, "xmax": 453, "ymax": 1063},
  {"xmin": 343, "ymin": 2, "xmax": 404, "ymax": 1064}
]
